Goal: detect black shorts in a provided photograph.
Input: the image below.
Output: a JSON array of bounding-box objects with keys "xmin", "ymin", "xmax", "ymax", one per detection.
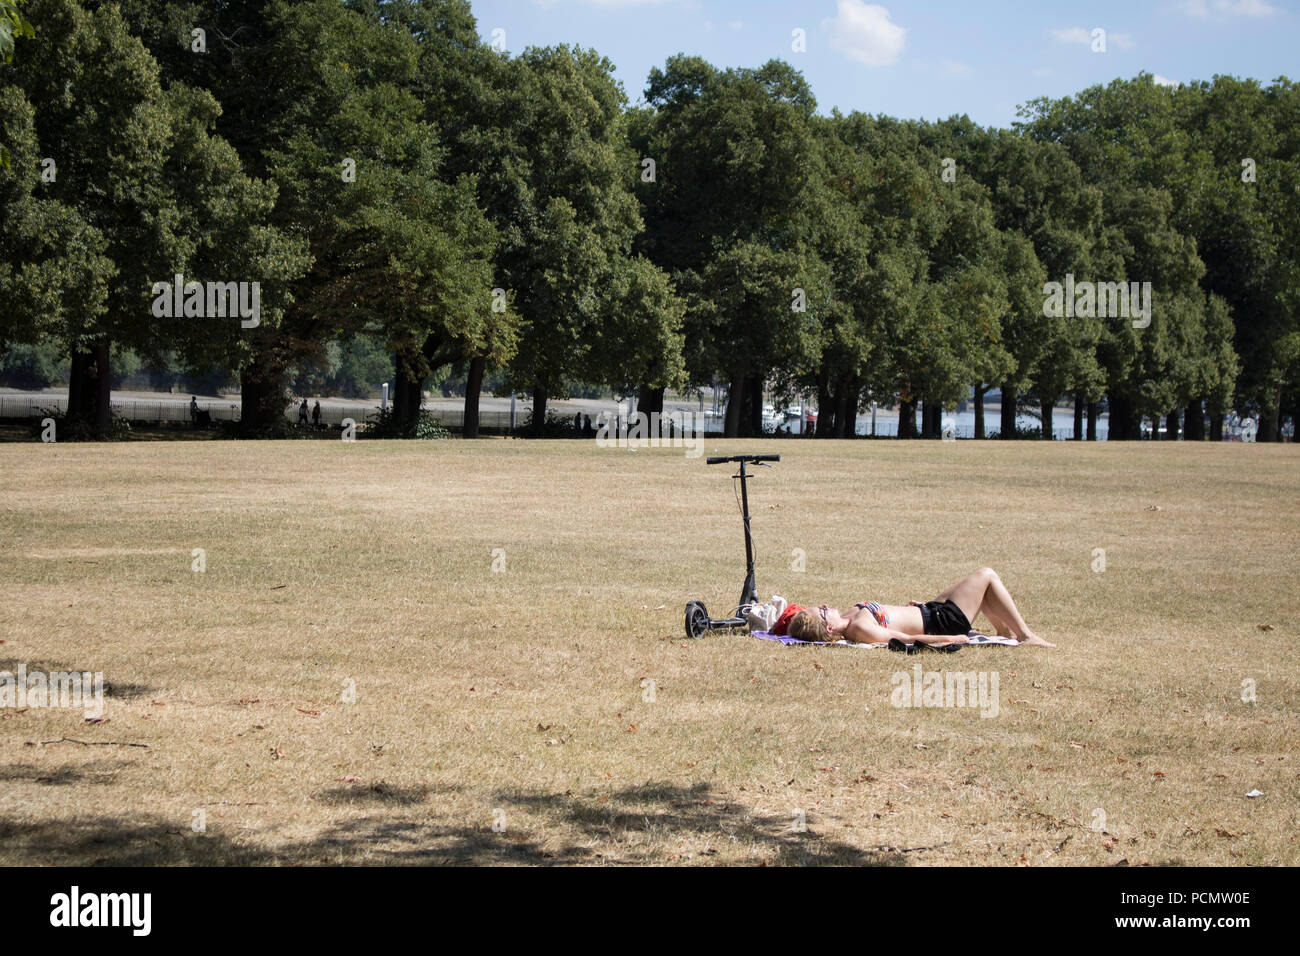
[{"xmin": 919, "ymin": 599, "xmax": 972, "ymax": 637}]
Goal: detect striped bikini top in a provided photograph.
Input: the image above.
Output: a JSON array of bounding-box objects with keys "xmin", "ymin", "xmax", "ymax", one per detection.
[{"xmin": 856, "ymin": 601, "xmax": 890, "ymax": 628}]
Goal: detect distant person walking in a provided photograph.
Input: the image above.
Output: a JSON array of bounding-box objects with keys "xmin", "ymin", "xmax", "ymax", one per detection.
[
  {"xmin": 299, "ymin": 398, "xmax": 309, "ymax": 425},
  {"xmin": 190, "ymin": 396, "xmax": 199, "ymax": 426},
  {"xmin": 312, "ymin": 400, "xmax": 322, "ymax": 428}
]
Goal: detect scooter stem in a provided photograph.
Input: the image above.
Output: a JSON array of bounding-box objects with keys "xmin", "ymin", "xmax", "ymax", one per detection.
[{"xmin": 737, "ymin": 458, "xmax": 758, "ymax": 608}]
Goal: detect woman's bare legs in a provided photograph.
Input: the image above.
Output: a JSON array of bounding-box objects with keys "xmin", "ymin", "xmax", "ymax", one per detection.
[
  {"xmin": 934, "ymin": 568, "xmax": 1054, "ymax": 647},
  {"xmin": 980, "ymin": 606, "xmax": 1016, "ymax": 637}
]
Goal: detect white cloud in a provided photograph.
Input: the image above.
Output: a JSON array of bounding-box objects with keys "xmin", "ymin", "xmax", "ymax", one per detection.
[
  {"xmin": 1179, "ymin": 0, "xmax": 1278, "ymax": 16},
  {"xmin": 823, "ymin": 1, "xmax": 906, "ymax": 67},
  {"xmin": 1051, "ymin": 27, "xmax": 1134, "ymax": 49},
  {"xmin": 1153, "ymin": 74, "xmax": 1181, "ymax": 87},
  {"xmin": 1049, "ymin": 26, "xmax": 1093, "ymax": 45},
  {"xmin": 728, "ymin": 19, "xmax": 743, "ymax": 30}
]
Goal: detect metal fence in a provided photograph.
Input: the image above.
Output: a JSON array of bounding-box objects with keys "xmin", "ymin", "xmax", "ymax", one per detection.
[
  {"xmin": 0, "ymin": 394, "xmax": 246, "ymax": 423},
  {"xmin": 0, "ymin": 393, "xmax": 1103, "ymax": 440}
]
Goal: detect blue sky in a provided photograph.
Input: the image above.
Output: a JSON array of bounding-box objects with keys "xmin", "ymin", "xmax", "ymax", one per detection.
[{"xmin": 467, "ymin": 0, "xmax": 1296, "ymax": 127}]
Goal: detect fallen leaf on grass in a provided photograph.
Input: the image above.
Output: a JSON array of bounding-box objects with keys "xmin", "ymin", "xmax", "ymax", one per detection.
[
  {"xmin": 1256, "ymin": 623, "xmax": 1274, "ymax": 631},
  {"xmin": 296, "ymin": 708, "xmax": 321, "ymax": 717},
  {"xmin": 337, "ymin": 775, "xmax": 362, "ymax": 783}
]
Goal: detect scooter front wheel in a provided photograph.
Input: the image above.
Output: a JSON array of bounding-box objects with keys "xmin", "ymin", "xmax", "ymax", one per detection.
[{"xmin": 684, "ymin": 601, "xmax": 709, "ymax": 639}]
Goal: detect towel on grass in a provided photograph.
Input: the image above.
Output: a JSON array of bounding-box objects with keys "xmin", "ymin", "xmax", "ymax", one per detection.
[{"xmin": 751, "ymin": 630, "xmax": 1019, "ymax": 648}]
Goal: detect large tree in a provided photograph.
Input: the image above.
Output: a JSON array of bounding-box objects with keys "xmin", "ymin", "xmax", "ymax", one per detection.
[{"xmin": 3, "ymin": 0, "xmax": 301, "ymax": 436}]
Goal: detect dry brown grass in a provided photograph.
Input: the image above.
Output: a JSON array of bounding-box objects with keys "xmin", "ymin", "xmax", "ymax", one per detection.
[{"xmin": 0, "ymin": 437, "xmax": 1296, "ymax": 865}]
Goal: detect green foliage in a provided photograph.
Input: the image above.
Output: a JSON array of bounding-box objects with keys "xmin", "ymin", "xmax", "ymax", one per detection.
[
  {"xmin": 0, "ymin": 340, "xmax": 64, "ymax": 387},
  {"xmin": 0, "ymin": 0, "xmax": 34, "ymax": 166},
  {"xmin": 1, "ymin": 0, "xmax": 36, "ymax": 64},
  {"xmin": 4, "ymin": 5, "xmax": 1295, "ymax": 442},
  {"xmin": 365, "ymin": 406, "xmax": 451, "ymax": 439},
  {"xmin": 28, "ymin": 403, "xmax": 131, "ymax": 441},
  {"xmin": 520, "ymin": 407, "xmax": 580, "ymax": 438}
]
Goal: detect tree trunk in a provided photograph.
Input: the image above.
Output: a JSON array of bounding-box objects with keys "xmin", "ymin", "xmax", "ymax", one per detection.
[
  {"xmin": 1259, "ymin": 386, "xmax": 1282, "ymax": 442},
  {"xmin": 66, "ymin": 351, "xmax": 93, "ymax": 432},
  {"xmin": 530, "ymin": 385, "xmax": 548, "ymax": 437},
  {"xmin": 842, "ymin": 374, "xmax": 861, "ymax": 438},
  {"xmin": 746, "ymin": 375, "xmax": 763, "ymax": 437},
  {"xmin": 1184, "ymin": 398, "xmax": 1205, "ymax": 441},
  {"xmin": 638, "ymin": 384, "xmax": 665, "ymax": 421},
  {"xmin": 833, "ymin": 380, "xmax": 852, "ymax": 438},
  {"xmin": 1108, "ymin": 393, "xmax": 1137, "ymax": 441},
  {"xmin": 898, "ymin": 397, "xmax": 917, "ymax": 439},
  {"xmin": 462, "ymin": 355, "xmax": 485, "ymax": 438},
  {"xmin": 1208, "ymin": 398, "xmax": 1224, "ymax": 441},
  {"xmin": 974, "ymin": 385, "xmax": 986, "ymax": 439},
  {"xmin": 65, "ymin": 339, "xmax": 112, "ymax": 438},
  {"xmin": 91, "ymin": 339, "xmax": 110, "ymax": 435},
  {"xmin": 393, "ymin": 353, "xmax": 425, "ymax": 434},
  {"xmin": 1165, "ymin": 410, "xmax": 1181, "ymax": 441},
  {"xmin": 919, "ymin": 400, "xmax": 936, "ymax": 439},
  {"xmin": 815, "ymin": 371, "xmax": 834, "ymax": 438},
  {"xmin": 1087, "ymin": 402, "xmax": 1098, "ymax": 442},
  {"xmin": 999, "ymin": 385, "xmax": 1016, "ymax": 439},
  {"xmin": 1041, "ymin": 399, "xmax": 1054, "ymax": 441},
  {"xmin": 239, "ymin": 346, "xmax": 290, "ymax": 434},
  {"xmin": 724, "ymin": 371, "xmax": 744, "ymax": 438},
  {"xmin": 1073, "ymin": 392, "xmax": 1084, "ymax": 441}
]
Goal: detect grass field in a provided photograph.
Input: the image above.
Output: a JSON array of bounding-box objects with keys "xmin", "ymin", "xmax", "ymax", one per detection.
[{"xmin": 1, "ymin": 437, "xmax": 1296, "ymax": 866}]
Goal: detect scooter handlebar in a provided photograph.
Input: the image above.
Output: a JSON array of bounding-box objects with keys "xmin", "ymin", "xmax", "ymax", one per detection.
[{"xmin": 706, "ymin": 455, "xmax": 780, "ymax": 465}]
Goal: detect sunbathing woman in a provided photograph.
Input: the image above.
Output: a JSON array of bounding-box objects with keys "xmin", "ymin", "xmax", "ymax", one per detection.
[{"xmin": 784, "ymin": 567, "xmax": 1055, "ymax": 647}]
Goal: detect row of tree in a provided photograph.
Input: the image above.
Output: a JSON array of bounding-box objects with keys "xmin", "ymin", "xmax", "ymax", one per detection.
[{"xmin": 1, "ymin": 0, "xmax": 1296, "ymax": 439}]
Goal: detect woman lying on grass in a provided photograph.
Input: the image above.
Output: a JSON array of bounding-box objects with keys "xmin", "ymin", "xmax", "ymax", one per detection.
[{"xmin": 784, "ymin": 567, "xmax": 1055, "ymax": 648}]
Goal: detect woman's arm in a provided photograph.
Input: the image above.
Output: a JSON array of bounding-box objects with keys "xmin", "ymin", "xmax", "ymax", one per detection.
[
  {"xmin": 843, "ymin": 617, "xmax": 968, "ymax": 646},
  {"xmin": 841, "ymin": 617, "xmax": 891, "ymax": 644}
]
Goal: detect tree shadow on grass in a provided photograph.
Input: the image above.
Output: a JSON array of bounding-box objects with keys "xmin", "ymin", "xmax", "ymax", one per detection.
[
  {"xmin": 1, "ymin": 780, "xmax": 912, "ymax": 865},
  {"xmin": 499, "ymin": 780, "xmax": 910, "ymax": 866},
  {"xmin": 313, "ymin": 782, "xmax": 436, "ymax": 807},
  {"xmin": 0, "ymin": 658, "xmax": 155, "ymax": 700},
  {"xmin": 0, "ymin": 759, "xmax": 124, "ymax": 787}
]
